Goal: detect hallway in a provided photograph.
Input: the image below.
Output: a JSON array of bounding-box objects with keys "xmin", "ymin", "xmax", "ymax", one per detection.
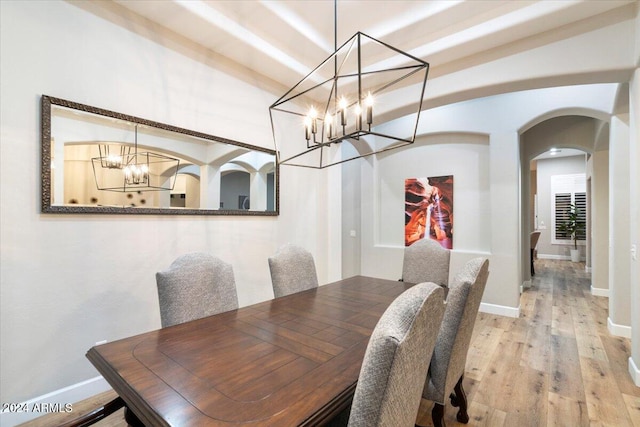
[{"xmin": 417, "ymin": 259, "xmax": 640, "ymax": 426}]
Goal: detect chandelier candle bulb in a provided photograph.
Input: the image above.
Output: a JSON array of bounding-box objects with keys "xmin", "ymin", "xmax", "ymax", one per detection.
[
  {"xmin": 309, "ymin": 107, "xmax": 318, "ymax": 135},
  {"xmin": 339, "ymin": 97, "xmax": 347, "ymax": 127},
  {"xmin": 355, "ymin": 104, "xmax": 362, "ymax": 131},
  {"xmin": 107, "ymin": 155, "xmax": 122, "ymax": 169},
  {"xmin": 304, "ymin": 117, "xmax": 311, "ymax": 141},
  {"xmin": 325, "ymin": 113, "xmax": 333, "ymax": 139},
  {"xmin": 98, "ymin": 145, "xmax": 126, "ymax": 170},
  {"xmin": 365, "ymin": 93, "xmax": 374, "ymax": 125},
  {"xmin": 124, "ymin": 163, "xmax": 149, "ymax": 185}
]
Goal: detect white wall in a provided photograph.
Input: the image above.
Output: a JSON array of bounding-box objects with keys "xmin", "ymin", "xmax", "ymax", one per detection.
[
  {"xmin": 359, "ymin": 133, "xmax": 490, "ymax": 276},
  {"xmin": 377, "ymin": 135, "xmax": 490, "ymax": 250},
  {"xmin": 609, "ymin": 115, "xmax": 632, "ymax": 333},
  {"xmin": 0, "ymin": 1, "xmax": 331, "ymax": 419},
  {"xmin": 629, "ymin": 67, "xmax": 640, "ymax": 386},
  {"xmin": 587, "ymin": 149, "xmax": 610, "ymax": 294},
  {"xmin": 341, "ymin": 144, "xmax": 362, "ymax": 279}
]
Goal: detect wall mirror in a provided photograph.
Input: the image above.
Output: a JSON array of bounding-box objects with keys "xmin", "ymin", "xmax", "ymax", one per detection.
[{"xmin": 41, "ymin": 95, "xmax": 278, "ymax": 215}]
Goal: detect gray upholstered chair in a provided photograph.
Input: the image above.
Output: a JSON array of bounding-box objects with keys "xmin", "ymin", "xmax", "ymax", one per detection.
[
  {"xmin": 348, "ymin": 282, "xmax": 446, "ymax": 427},
  {"xmin": 268, "ymin": 243, "xmax": 319, "ymax": 298},
  {"xmin": 401, "ymin": 238, "xmax": 451, "ymax": 290},
  {"xmin": 417, "ymin": 257, "xmax": 489, "ymax": 427},
  {"xmin": 156, "ymin": 252, "xmax": 239, "ymax": 327}
]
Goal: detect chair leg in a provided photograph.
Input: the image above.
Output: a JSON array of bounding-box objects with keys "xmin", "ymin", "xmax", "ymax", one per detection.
[
  {"xmin": 531, "ymin": 248, "xmax": 535, "ymax": 276},
  {"xmin": 450, "ymin": 376, "xmax": 469, "ymax": 423},
  {"xmin": 430, "ymin": 403, "xmax": 446, "ymax": 427}
]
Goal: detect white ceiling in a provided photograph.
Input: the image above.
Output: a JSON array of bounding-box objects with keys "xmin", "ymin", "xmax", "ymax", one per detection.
[
  {"xmin": 106, "ymin": 0, "xmax": 637, "ymax": 97},
  {"xmin": 533, "ymin": 148, "xmax": 586, "ymax": 160}
]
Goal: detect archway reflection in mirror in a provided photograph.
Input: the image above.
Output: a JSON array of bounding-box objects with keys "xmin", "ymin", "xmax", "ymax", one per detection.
[{"xmin": 42, "ymin": 96, "xmax": 278, "ymax": 215}]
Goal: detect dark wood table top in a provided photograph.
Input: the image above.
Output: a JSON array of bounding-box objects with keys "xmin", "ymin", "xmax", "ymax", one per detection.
[{"xmin": 87, "ymin": 276, "xmax": 416, "ymax": 426}]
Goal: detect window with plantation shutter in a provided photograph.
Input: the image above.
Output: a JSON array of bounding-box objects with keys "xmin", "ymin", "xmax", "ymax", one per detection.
[
  {"xmin": 551, "ymin": 174, "xmax": 586, "ymax": 245},
  {"xmin": 555, "ymin": 193, "xmax": 572, "ymax": 239},
  {"xmin": 574, "ymin": 192, "xmax": 587, "ymax": 240}
]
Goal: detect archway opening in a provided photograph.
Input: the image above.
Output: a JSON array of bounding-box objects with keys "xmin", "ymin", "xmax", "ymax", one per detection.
[{"xmin": 520, "ymin": 114, "xmax": 607, "ymax": 292}]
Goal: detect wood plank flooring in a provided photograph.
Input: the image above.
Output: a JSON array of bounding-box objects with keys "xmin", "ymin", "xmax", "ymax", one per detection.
[
  {"xmin": 417, "ymin": 259, "xmax": 640, "ymax": 427},
  {"xmin": 19, "ymin": 260, "xmax": 639, "ymax": 427}
]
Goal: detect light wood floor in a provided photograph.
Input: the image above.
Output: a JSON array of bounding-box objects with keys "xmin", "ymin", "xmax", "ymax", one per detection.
[
  {"xmin": 417, "ymin": 259, "xmax": 640, "ymax": 427},
  {"xmin": 19, "ymin": 260, "xmax": 640, "ymax": 427}
]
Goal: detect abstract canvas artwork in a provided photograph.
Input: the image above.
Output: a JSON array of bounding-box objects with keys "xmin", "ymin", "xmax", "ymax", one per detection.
[{"xmin": 404, "ymin": 175, "xmax": 454, "ymax": 249}]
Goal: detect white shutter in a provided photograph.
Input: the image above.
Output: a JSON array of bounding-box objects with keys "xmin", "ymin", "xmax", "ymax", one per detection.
[{"xmin": 551, "ymin": 174, "xmax": 586, "ymax": 245}]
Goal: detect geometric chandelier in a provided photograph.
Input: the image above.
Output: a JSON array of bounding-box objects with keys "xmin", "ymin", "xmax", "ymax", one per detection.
[
  {"xmin": 91, "ymin": 125, "xmax": 180, "ymax": 192},
  {"xmin": 269, "ymin": 7, "xmax": 429, "ymax": 169}
]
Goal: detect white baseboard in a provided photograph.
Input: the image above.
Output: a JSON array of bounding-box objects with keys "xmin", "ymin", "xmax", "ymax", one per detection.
[
  {"xmin": 537, "ymin": 254, "xmax": 569, "ymax": 260},
  {"xmin": 537, "ymin": 253, "xmax": 586, "ymax": 262},
  {"xmin": 0, "ymin": 376, "xmax": 111, "ymax": 426},
  {"xmin": 591, "ymin": 286, "xmax": 609, "ymax": 297},
  {"xmin": 608, "ymin": 317, "xmax": 632, "ymax": 338},
  {"xmin": 480, "ymin": 302, "xmax": 520, "ymax": 318},
  {"xmin": 629, "ymin": 357, "xmax": 640, "ymax": 387}
]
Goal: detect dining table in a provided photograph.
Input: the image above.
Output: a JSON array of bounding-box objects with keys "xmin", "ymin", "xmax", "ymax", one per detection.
[{"xmin": 86, "ymin": 275, "xmax": 417, "ymax": 426}]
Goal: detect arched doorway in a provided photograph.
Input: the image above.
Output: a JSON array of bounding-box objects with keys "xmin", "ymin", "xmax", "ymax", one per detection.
[{"xmin": 519, "ymin": 114, "xmax": 609, "ymax": 292}]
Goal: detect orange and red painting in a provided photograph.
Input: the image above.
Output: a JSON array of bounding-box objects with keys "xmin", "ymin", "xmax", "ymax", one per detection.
[{"xmin": 404, "ymin": 175, "xmax": 453, "ymax": 249}]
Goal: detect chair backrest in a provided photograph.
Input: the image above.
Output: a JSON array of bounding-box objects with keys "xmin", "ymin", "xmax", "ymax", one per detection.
[
  {"xmin": 156, "ymin": 252, "xmax": 239, "ymax": 328},
  {"xmin": 268, "ymin": 244, "xmax": 319, "ymax": 298},
  {"xmin": 348, "ymin": 283, "xmax": 446, "ymax": 427},
  {"xmin": 530, "ymin": 231, "xmax": 541, "ymax": 249},
  {"xmin": 401, "ymin": 238, "xmax": 451, "ymax": 287},
  {"xmin": 423, "ymin": 257, "xmax": 489, "ymax": 403}
]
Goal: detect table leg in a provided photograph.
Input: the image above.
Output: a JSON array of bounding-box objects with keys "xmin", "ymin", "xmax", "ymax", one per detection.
[{"xmin": 124, "ymin": 406, "xmax": 146, "ymax": 427}]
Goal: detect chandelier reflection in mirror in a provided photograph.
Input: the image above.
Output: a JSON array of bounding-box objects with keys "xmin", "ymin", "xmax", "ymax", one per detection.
[
  {"xmin": 269, "ymin": 29, "xmax": 429, "ymax": 169},
  {"xmin": 92, "ymin": 124, "xmax": 180, "ymax": 192}
]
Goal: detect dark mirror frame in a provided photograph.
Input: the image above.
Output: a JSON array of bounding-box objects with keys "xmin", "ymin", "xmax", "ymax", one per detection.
[{"xmin": 41, "ymin": 95, "xmax": 279, "ymax": 215}]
